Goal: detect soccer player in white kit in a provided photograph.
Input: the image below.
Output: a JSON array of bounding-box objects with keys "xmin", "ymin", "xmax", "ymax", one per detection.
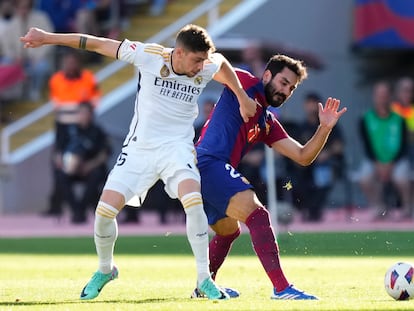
[{"xmin": 20, "ymin": 24, "xmax": 257, "ymax": 300}]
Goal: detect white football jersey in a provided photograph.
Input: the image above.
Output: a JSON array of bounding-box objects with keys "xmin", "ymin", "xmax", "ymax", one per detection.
[{"xmin": 117, "ymin": 39, "xmax": 223, "ymax": 149}]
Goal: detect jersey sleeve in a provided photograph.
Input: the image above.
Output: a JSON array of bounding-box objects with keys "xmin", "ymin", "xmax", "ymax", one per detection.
[
  {"xmin": 117, "ymin": 40, "xmax": 163, "ymax": 67},
  {"xmin": 207, "ymin": 53, "xmax": 224, "ymax": 76},
  {"xmin": 262, "ymin": 113, "xmax": 289, "ymax": 147}
]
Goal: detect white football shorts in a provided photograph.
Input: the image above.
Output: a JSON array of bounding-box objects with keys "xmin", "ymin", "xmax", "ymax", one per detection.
[{"xmin": 103, "ymin": 142, "xmax": 200, "ymax": 207}]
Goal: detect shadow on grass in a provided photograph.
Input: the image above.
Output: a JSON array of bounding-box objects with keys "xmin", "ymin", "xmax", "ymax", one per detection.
[
  {"xmin": 0, "ymin": 297, "xmax": 185, "ymax": 306},
  {"xmin": 1, "ymin": 299, "xmax": 409, "ymax": 311}
]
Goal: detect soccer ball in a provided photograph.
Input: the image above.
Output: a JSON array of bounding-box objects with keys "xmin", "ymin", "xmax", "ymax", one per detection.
[{"xmin": 384, "ymin": 262, "xmax": 414, "ymax": 300}]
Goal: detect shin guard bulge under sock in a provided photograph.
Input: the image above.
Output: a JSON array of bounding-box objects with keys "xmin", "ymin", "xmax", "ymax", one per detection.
[
  {"xmin": 245, "ymin": 207, "xmax": 289, "ymax": 291},
  {"xmin": 94, "ymin": 202, "xmax": 119, "ymax": 274},
  {"xmin": 209, "ymin": 228, "xmax": 241, "ymax": 280},
  {"xmin": 181, "ymin": 192, "xmax": 210, "ymax": 284}
]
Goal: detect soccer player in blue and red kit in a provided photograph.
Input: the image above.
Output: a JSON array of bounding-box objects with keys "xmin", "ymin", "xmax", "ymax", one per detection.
[{"xmin": 194, "ymin": 54, "xmax": 347, "ymax": 299}]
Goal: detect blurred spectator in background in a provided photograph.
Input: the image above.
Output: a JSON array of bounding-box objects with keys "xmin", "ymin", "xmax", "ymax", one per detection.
[
  {"xmin": 35, "ymin": 0, "xmax": 80, "ymax": 34},
  {"xmin": 49, "ymin": 50, "xmax": 100, "ymax": 138},
  {"xmin": 45, "ymin": 50, "xmax": 100, "ymax": 218},
  {"xmin": 238, "ymin": 41, "xmax": 266, "ymax": 77},
  {"xmin": 36, "ymin": 0, "xmax": 125, "ymax": 38},
  {"xmin": 36, "ymin": 0, "xmax": 127, "ymax": 65},
  {"xmin": 51, "ymin": 102, "xmax": 111, "ymax": 223},
  {"xmin": 149, "ymin": 0, "xmax": 168, "ymax": 17},
  {"xmin": 0, "ymin": 0, "xmax": 54, "ymax": 101},
  {"xmin": 391, "ymin": 76, "xmax": 414, "ymax": 169},
  {"xmin": 75, "ymin": 0, "xmax": 125, "ymax": 39},
  {"xmin": 0, "ymin": 0, "xmax": 25, "ymax": 112},
  {"xmin": 194, "ymin": 97, "xmax": 216, "ymax": 143},
  {"xmin": 0, "ymin": 0, "xmax": 13, "ymax": 33},
  {"xmin": 358, "ymin": 81, "xmax": 411, "ymax": 221},
  {"xmin": 0, "ymin": 0, "xmax": 20, "ymax": 118},
  {"xmin": 292, "ymin": 92, "xmax": 346, "ymax": 222}
]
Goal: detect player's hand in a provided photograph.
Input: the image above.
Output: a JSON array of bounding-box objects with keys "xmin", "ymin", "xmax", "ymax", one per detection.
[
  {"xmin": 239, "ymin": 95, "xmax": 257, "ymax": 123},
  {"xmin": 318, "ymin": 97, "xmax": 347, "ymax": 129},
  {"xmin": 20, "ymin": 27, "xmax": 47, "ymax": 48}
]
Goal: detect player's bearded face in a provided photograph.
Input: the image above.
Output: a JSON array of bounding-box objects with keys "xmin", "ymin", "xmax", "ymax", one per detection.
[
  {"xmin": 264, "ymin": 69, "xmax": 299, "ymax": 107},
  {"xmin": 264, "ymin": 79, "xmax": 287, "ymax": 107}
]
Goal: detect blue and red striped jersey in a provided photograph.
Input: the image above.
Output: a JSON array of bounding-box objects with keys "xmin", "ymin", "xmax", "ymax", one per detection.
[{"xmin": 196, "ymin": 69, "xmax": 288, "ymax": 167}]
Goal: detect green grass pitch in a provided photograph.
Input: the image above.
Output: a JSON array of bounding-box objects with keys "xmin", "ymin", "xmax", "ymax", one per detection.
[{"xmin": 0, "ymin": 231, "xmax": 413, "ymax": 310}]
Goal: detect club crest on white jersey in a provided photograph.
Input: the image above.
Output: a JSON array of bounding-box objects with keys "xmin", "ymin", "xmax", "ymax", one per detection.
[
  {"xmin": 160, "ymin": 64, "xmax": 170, "ymax": 77},
  {"xmin": 117, "ymin": 39, "xmax": 223, "ymax": 148}
]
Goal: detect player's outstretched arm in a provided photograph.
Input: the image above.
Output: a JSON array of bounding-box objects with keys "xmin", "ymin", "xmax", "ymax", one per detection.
[
  {"xmin": 273, "ymin": 97, "xmax": 347, "ymax": 166},
  {"xmin": 213, "ymin": 55, "xmax": 257, "ymax": 122},
  {"xmin": 20, "ymin": 27, "xmax": 122, "ymax": 59}
]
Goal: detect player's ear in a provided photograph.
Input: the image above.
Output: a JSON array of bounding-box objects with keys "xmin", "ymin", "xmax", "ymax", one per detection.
[
  {"xmin": 262, "ymin": 70, "xmax": 272, "ymax": 84},
  {"xmin": 175, "ymin": 46, "xmax": 186, "ymax": 58}
]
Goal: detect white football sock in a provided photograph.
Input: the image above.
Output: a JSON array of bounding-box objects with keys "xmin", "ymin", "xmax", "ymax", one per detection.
[
  {"xmin": 181, "ymin": 192, "xmax": 210, "ymax": 285},
  {"xmin": 94, "ymin": 202, "xmax": 119, "ymax": 274}
]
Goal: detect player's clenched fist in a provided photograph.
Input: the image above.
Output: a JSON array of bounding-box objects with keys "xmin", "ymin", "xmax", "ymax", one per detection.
[
  {"xmin": 20, "ymin": 27, "xmax": 47, "ymax": 48},
  {"xmin": 239, "ymin": 94, "xmax": 258, "ymax": 123}
]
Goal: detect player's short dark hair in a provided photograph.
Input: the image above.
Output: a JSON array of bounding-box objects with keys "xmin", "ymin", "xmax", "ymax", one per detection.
[
  {"xmin": 305, "ymin": 91, "xmax": 322, "ymax": 103},
  {"xmin": 175, "ymin": 24, "xmax": 216, "ymax": 53},
  {"xmin": 265, "ymin": 54, "xmax": 308, "ymax": 83}
]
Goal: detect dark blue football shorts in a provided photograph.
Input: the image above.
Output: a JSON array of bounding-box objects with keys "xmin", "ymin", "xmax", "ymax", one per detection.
[{"xmin": 197, "ymin": 155, "xmax": 253, "ymax": 225}]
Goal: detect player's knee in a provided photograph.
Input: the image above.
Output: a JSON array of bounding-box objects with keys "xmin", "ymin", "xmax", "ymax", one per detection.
[
  {"xmin": 227, "ymin": 189, "xmax": 260, "ymax": 221},
  {"xmin": 99, "ymin": 189, "xmax": 126, "ymax": 210},
  {"xmin": 211, "ymin": 216, "xmax": 240, "ymax": 235},
  {"xmin": 229, "ymin": 226, "xmax": 241, "ymax": 239},
  {"xmin": 247, "ymin": 206, "xmax": 271, "ymax": 225},
  {"xmin": 217, "ymin": 225, "xmax": 241, "ymax": 238}
]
